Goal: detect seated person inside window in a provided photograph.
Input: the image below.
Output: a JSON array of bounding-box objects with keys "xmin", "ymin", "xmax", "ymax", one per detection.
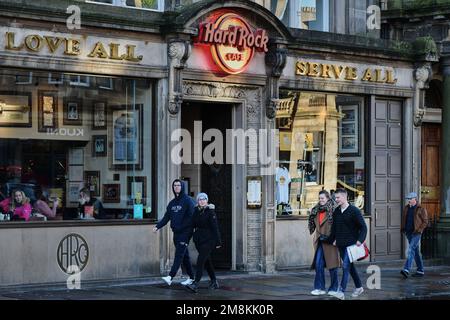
[
  {"xmin": 78, "ymin": 187, "xmax": 105, "ymax": 219},
  {"xmin": 33, "ymin": 190, "xmax": 60, "ymax": 220},
  {"xmin": 0, "ymin": 189, "xmax": 32, "ymax": 221}
]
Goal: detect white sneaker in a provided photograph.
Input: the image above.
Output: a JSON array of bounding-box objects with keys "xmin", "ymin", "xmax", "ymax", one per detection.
[
  {"xmin": 327, "ymin": 290, "xmax": 338, "ymax": 297},
  {"xmin": 333, "ymin": 291, "xmax": 345, "ymax": 300},
  {"xmin": 161, "ymin": 276, "xmax": 172, "ymax": 286},
  {"xmin": 181, "ymin": 278, "xmax": 194, "ymax": 286},
  {"xmin": 351, "ymin": 287, "xmax": 364, "ymax": 297},
  {"xmin": 311, "ymin": 289, "xmax": 327, "ymax": 296}
]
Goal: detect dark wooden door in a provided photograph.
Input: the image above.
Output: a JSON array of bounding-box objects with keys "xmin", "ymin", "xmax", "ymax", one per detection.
[
  {"xmin": 200, "ymin": 104, "xmax": 232, "ymax": 269},
  {"xmin": 370, "ymin": 99, "xmax": 402, "ymax": 261},
  {"xmin": 421, "ymin": 124, "xmax": 441, "ymax": 221}
]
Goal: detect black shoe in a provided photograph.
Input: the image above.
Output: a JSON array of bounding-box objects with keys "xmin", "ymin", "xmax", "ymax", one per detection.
[
  {"xmin": 400, "ymin": 270, "xmax": 409, "ymax": 279},
  {"xmin": 208, "ymin": 280, "xmax": 219, "ymax": 290},
  {"xmin": 186, "ymin": 282, "xmax": 198, "ymax": 293},
  {"xmin": 412, "ymin": 272, "xmax": 424, "ymax": 277}
]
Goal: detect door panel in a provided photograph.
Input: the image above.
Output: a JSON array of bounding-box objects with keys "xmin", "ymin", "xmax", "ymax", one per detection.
[
  {"xmin": 388, "ymin": 231, "xmax": 401, "ymax": 253},
  {"xmin": 375, "ymin": 207, "xmax": 387, "ymax": 228},
  {"xmin": 374, "ymin": 232, "xmax": 387, "ymax": 255},
  {"xmin": 389, "ymin": 206, "xmax": 401, "ymax": 227},
  {"xmin": 389, "ymin": 126, "xmax": 401, "ymax": 147},
  {"xmin": 375, "ymin": 126, "xmax": 387, "ymax": 146},
  {"xmin": 371, "ymin": 99, "xmax": 402, "ymax": 261},
  {"xmin": 421, "ymin": 124, "xmax": 441, "ymax": 221},
  {"xmin": 375, "ymin": 155, "xmax": 387, "ymax": 175}
]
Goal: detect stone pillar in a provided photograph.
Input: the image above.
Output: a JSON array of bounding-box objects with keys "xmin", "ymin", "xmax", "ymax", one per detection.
[
  {"xmin": 160, "ymin": 37, "xmax": 191, "ymax": 274},
  {"xmin": 262, "ymin": 42, "xmax": 287, "ymax": 273},
  {"xmin": 437, "ymin": 43, "xmax": 450, "ymax": 259}
]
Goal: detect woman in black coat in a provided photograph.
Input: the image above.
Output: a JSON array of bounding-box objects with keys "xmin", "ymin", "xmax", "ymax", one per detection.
[{"xmin": 186, "ymin": 192, "xmax": 222, "ymax": 293}]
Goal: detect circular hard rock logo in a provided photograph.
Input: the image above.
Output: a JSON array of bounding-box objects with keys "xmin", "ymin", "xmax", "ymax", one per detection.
[
  {"xmin": 57, "ymin": 233, "xmax": 89, "ymax": 274},
  {"xmin": 198, "ymin": 13, "xmax": 269, "ymax": 74}
]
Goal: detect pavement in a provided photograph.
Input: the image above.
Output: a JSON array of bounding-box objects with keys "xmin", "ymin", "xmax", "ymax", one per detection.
[{"xmin": 1, "ymin": 261, "xmax": 450, "ymax": 300}]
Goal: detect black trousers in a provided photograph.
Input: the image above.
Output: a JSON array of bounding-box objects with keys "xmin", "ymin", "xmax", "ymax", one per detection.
[
  {"xmin": 194, "ymin": 242, "xmax": 216, "ymax": 283},
  {"xmin": 169, "ymin": 239, "xmax": 194, "ymax": 279}
]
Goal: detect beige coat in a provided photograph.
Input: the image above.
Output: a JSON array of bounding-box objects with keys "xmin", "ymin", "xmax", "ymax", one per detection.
[{"xmin": 311, "ymin": 212, "xmax": 341, "ymax": 270}]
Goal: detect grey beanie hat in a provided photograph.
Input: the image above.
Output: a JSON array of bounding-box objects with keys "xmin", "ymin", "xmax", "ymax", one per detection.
[{"xmin": 196, "ymin": 192, "xmax": 208, "ymax": 202}]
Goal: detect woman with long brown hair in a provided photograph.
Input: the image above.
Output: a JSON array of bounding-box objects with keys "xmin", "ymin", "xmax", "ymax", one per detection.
[{"xmin": 308, "ymin": 190, "xmax": 340, "ymax": 296}]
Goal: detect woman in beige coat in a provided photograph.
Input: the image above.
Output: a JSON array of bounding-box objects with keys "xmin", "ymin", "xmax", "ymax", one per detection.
[{"xmin": 308, "ymin": 190, "xmax": 341, "ymax": 296}]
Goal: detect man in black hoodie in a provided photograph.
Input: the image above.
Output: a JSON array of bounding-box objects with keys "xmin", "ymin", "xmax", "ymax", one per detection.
[
  {"xmin": 153, "ymin": 179, "xmax": 195, "ymax": 286},
  {"xmin": 329, "ymin": 188, "xmax": 367, "ymax": 300}
]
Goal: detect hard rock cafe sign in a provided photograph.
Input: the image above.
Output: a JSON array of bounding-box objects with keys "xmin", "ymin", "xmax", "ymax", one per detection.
[{"xmin": 196, "ymin": 13, "xmax": 269, "ymax": 74}]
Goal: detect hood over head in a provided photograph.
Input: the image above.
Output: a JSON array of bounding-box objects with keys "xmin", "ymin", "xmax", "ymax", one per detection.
[{"xmin": 172, "ymin": 179, "xmax": 185, "ymax": 198}]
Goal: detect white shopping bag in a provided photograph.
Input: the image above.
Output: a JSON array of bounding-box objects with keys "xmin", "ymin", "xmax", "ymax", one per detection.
[{"xmin": 346, "ymin": 244, "xmax": 366, "ymax": 263}]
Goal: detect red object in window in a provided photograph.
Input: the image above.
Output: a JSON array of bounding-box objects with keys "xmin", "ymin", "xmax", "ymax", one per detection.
[{"xmin": 84, "ymin": 206, "xmax": 94, "ymax": 218}]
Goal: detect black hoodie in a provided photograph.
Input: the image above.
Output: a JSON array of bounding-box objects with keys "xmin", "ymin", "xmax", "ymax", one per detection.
[{"xmin": 156, "ymin": 179, "xmax": 195, "ymax": 242}]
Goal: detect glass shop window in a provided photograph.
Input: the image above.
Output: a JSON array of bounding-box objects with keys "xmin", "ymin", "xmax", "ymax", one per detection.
[
  {"xmin": 276, "ymin": 90, "xmax": 366, "ymax": 216},
  {"xmin": 87, "ymin": 0, "xmax": 164, "ymax": 11},
  {"xmin": 270, "ymin": 0, "xmax": 330, "ymax": 31},
  {"xmin": 0, "ymin": 67, "xmax": 153, "ymax": 223}
]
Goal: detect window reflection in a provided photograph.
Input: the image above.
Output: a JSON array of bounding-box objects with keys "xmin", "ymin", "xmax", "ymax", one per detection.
[
  {"xmin": 0, "ymin": 68, "xmax": 153, "ymax": 222},
  {"xmin": 276, "ymin": 91, "xmax": 365, "ymax": 216}
]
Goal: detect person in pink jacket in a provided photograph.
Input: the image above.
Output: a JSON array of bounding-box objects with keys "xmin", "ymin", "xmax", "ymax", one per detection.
[{"xmin": 0, "ymin": 190, "xmax": 32, "ymax": 221}]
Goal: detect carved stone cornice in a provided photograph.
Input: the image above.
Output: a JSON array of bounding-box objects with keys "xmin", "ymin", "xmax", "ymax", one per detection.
[
  {"xmin": 265, "ymin": 44, "xmax": 287, "ymax": 120},
  {"xmin": 266, "ymin": 98, "xmax": 279, "ymax": 119},
  {"xmin": 167, "ymin": 39, "xmax": 191, "ymax": 115},
  {"xmin": 414, "ymin": 63, "xmax": 432, "ymax": 90},
  {"xmin": 183, "ymin": 81, "xmax": 251, "ymax": 99},
  {"xmin": 413, "ymin": 62, "xmax": 433, "ymax": 127},
  {"xmin": 168, "ymin": 40, "xmax": 191, "ymax": 69},
  {"xmin": 182, "ymin": 81, "xmax": 261, "ymax": 122},
  {"xmin": 265, "ymin": 47, "xmax": 287, "ymax": 78}
]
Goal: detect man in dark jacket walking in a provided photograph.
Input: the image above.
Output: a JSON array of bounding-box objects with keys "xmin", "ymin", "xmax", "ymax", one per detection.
[
  {"xmin": 153, "ymin": 179, "xmax": 195, "ymax": 286},
  {"xmin": 329, "ymin": 188, "xmax": 367, "ymax": 300},
  {"xmin": 400, "ymin": 192, "xmax": 428, "ymax": 278}
]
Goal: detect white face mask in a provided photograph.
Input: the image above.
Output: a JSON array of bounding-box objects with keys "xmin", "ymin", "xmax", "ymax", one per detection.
[{"xmin": 79, "ymin": 198, "xmax": 86, "ymax": 205}]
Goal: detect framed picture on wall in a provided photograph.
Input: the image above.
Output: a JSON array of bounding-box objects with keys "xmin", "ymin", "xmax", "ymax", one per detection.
[
  {"xmin": 127, "ymin": 176, "xmax": 146, "ymax": 205},
  {"xmin": 84, "ymin": 171, "xmax": 100, "ymax": 197},
  {"xmin": 247, "ymin": 176, "xmax": 262, "ymax": 209},
  {"xmin": 92, "ymin": 101, "xmax": 107, "ymax": 130},
  {"xmin": 69, "ymin": 165, "xmax": 83, "ymax": 181},
  {"xmin": 339, "ymin": 103, "xmax": 361, "ymax": 156},
  {"xmin": 111, "ymin": 104, "xmax": 143, "ymax": 170},
  {"xmin": 63, "ymin": 97, "xmax": 83, "ymax": 126},
  {"xmin": 69, "ymin": 148, "xmax": 84, "ymax": 165},
  {"xmin": 38, "ymin": 90, "xmax": 58, "ymax": 132},
  {"xmin": 92, "ymin": 135, "xmax": 107, "ymax": 157},
  {"xmin": 355, "ymin": 169, "xmax": 364, "ymax": 183},
  {"xmin": 0, "ymin": 91, "xmax": 32, "ymax": 127},
  {"xmin": 279, "ymin": 131, "xmax": 292, "ymax": 152},
  {"xmin": 68, "ymin": 182, "xmax": 82, "ymax": 203},
  {"xmin": 103, "ymin": 184, "xmax": 120, "ymax": 203}
]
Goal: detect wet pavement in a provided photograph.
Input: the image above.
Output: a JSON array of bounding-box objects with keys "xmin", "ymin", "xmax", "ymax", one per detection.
[{"xmin": 1, "ymin": 262, "xmax": 450, "ymax": 300}]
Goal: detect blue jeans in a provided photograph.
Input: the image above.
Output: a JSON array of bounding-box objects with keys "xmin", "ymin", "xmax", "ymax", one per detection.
[
  {"xmin": 338, "ymin": 246, "xmax": 362, "ymax": 292},
  {"xmin": 403, "ymin": 233, "xmax": 424, "ymax": 273},
  {"xmin": 169, "ymin": 239, "xmax": 194, "ymax": 279},
  {"xmin": 314, "ymin": 243, "xmax": 339, "ymax": 291}
]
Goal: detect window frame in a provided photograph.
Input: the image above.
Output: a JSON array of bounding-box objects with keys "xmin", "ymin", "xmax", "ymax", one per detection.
[
  {"xmin": 86, "ymin": 0, "xmax": 164, "ymax": 12},
  {"xmin": 276, "ymin": 90, "xmax": 368, "ymax": 217},
  {"xmin": 0, "ymin": 67, "xmax": 157, "ymax": 225}
]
